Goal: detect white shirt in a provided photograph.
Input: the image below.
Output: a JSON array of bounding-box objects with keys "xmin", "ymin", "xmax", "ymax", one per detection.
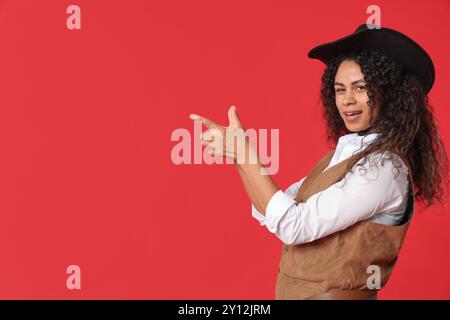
[{"xmin": 251, "ymin": 132, "xmax": 410, "ymax": 245}]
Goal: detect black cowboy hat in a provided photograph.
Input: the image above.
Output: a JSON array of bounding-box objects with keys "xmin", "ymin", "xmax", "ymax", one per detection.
[{"xmin": 308, "ymin": 24, "xmax": 435, "ymax": 93}]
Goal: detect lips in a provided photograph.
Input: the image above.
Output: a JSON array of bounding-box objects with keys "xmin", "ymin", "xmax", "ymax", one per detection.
[
  {"xmin": 343, "ymin": 110, "xmax": 363, "ymax": 121},
  {"xmin": 344, "ymin": 111, "xmax": 362, "ymax": 116}
]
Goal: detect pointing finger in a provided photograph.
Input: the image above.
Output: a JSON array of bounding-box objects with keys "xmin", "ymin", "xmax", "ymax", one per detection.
[{"xmin": 189, "ymin": 113, "xmax": 219, "ymax": 129}]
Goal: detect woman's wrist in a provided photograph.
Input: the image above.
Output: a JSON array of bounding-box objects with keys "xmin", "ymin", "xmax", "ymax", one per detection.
[{"xmin": 235, "ymin": 136, "xmax": 260, "ymax": 169}]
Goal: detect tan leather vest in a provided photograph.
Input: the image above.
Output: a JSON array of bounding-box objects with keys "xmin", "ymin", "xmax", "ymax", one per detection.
[{"xmin": 275, "ymin": 150, "xmax": 414, "ymax": 299}]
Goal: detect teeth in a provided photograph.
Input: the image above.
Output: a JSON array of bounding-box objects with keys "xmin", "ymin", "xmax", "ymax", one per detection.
[{"xmin": 346, "ymin": 112, "xmax": 361, "ymax": 116}]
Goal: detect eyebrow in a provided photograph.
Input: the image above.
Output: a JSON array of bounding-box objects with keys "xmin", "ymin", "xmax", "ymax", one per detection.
[{"xmin": 334, "ymin": 79, "xmax": 366, "ymax": 86}]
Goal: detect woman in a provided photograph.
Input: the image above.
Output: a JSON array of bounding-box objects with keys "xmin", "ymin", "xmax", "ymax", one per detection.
[{"xmin": 188, "ymin": 24, "xmax": 448, "ymax": 299}]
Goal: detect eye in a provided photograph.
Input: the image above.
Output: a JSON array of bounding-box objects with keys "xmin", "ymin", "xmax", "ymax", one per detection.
[
  {"xmin": 335, "ymin": 88, "xmax": 345, "ymax": 93},
  {"xmin": 355, "ymin": 86, "xmax": 366, "ymax": 92}
]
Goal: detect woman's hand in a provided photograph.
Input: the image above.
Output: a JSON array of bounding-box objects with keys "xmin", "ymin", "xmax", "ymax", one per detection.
[
  {"xmin": 189, "ymin": 105, "xmax": 251, "ymax": 163},
  {"xmin": 189, "ymin": 105, "xmax": 279, "ymax": 215}
]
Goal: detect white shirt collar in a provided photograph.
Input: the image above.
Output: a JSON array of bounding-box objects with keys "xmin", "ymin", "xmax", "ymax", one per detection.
[
  {"xmin": 328, "ymin": 132, "xmax": 379, "ymax": 168},
  {"xmin": 337, "ymin": 132, "xmax": 379, "ymax": 146}
]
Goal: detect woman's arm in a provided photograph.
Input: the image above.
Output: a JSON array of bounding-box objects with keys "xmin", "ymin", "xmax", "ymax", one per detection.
[
  {"xmin": 236, "ymin": 165, "xmax": 265, "ymax": 213},
  {"xmin": 235, "ymin": 137, "xmax": 280, "ymax": 216},
  {"xmin": 249, "ymin": 153, "xmax": 410, "ymax": 245},
  {"xmin": 189, "ymin": 106, "xmax": 408, "ymax": 245}
]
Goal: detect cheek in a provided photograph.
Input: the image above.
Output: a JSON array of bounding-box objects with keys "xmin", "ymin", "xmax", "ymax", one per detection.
[
  {"xmin": 335, "ymin": 96, "xmax": 342, "ymax": 109},
  {"xmin": 361, "ymin": 93, "xmax": 371, "ymax": 107}
]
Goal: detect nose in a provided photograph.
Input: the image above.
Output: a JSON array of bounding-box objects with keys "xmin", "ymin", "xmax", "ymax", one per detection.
[{"xmin": 342, "ymin": 89, "xmax": 356, "ymax": 106}]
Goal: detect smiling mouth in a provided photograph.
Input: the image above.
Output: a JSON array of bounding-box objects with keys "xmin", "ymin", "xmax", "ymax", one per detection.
[
  {"xmin": 343, "ymin": 111, "xmax": 363, "ymax": 120},
  {"xmin": 344, "ymin": 111, "xmax": 362, "ymax": 116}
]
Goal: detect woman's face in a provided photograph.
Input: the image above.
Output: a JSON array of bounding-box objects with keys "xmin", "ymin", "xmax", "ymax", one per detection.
[{"xmin": 334, "ymin": 59, "xmax": 379, "ymax": 132}]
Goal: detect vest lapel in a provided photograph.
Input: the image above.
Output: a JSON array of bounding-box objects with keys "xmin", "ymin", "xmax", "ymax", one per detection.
[
  {"xmin": 295, "ymin": 150, "xmax": 362, "ymax": 203},
  {"xmin": 294, "ymin": 150, "xmax": 334, "ymax": 204}
]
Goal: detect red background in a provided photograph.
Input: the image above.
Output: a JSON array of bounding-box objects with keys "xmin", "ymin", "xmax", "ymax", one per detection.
[{"xmin": 0, "ymin": 0, "xmax": 448, "ymax": 299}]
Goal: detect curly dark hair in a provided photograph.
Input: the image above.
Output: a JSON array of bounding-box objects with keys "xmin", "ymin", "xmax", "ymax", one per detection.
[{"xmin": 320, "ymin": 49, "xmax": 448, "ymax": 206}]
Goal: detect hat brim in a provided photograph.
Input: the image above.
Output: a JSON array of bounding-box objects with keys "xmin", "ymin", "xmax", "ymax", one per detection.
[{"xmin": 308, "ymin": 26, "xmax": 435, "ymax": 93}]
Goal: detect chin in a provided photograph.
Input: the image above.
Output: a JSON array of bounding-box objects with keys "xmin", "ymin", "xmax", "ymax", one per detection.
[
  {"xmin": 345, "ymin": 124, "xmax": 369, "ymax": 132},
  {"xmin": 341, "ymin": 115, "xmax": 372, "ymax": 133}
]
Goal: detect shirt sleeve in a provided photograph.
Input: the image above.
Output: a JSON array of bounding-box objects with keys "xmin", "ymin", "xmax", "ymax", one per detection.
[
  {"xmin": 251, "ymin": 177, "xmax": 306, "ymax": 225},
  {"xmin": 253, "ymin": 153, "xmax": 410, "ymax": 245}
]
